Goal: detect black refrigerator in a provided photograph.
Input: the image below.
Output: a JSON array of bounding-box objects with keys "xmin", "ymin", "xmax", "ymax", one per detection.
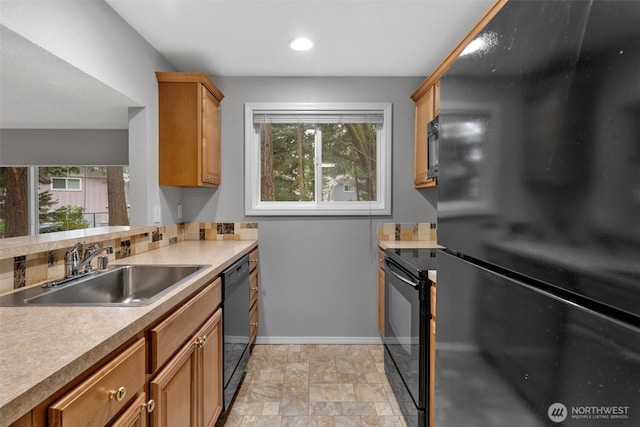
[{"xmin": 435, "ymin": 1, "xmax": 640, "ymax": 426}]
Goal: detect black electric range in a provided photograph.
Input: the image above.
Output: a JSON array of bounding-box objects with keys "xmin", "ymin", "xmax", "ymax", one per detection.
[
  {"xmin": 382, "ymin": 247, "xmax": 439, "ymax": 427},
  {"xmin": 384, "ymin": 248, "xmax": 438, "ymax": 279}
]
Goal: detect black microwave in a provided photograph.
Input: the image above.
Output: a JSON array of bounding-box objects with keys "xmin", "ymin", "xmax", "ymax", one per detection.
[{"xmin": 427, "ymin": 116, "xmax": 439, "ymax": 178}]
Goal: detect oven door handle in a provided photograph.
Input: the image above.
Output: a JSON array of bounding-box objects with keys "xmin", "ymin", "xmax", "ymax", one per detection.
[{"xmin": 385, "ymin": 258, "xmax": 419, "ymax": 289}]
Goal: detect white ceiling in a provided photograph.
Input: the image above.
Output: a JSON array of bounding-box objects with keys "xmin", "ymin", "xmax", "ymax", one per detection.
[{"xmin": 106, "ymin": 0, "xmax": 495, "ymax": 77}]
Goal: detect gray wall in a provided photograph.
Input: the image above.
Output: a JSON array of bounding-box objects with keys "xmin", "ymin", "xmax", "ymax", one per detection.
[
  {"xmin": 182, "ymin": 77, "xmax": 438, "ymax": 342},
  {"xmin": 0, "ymin": 1, "xmax": 175, "ymax": 226}
]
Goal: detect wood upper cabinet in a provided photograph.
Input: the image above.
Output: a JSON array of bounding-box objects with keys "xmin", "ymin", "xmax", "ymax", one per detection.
[
  {"xmin": 156, "ymin": 72, "xmax": 224, "ymax": 188},
  {"xmin": 413, "ymin": 82, "xmax": 439, "ymax": 189},
  {"xmin": 411, "ymin": 0, "xmax": 507, "ymax": 190}
]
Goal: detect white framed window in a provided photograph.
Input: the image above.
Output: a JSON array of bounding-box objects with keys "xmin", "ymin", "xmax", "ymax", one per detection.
[
  {"xmin": 51, "ymin": 177, "xmax": 82, "ymax": 191},
  {"xmin": 245, "ymin": 102, "xmax": 392, "ymax": 216}
]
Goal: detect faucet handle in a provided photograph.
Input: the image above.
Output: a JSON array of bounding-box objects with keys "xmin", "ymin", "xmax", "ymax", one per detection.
[{"xmin": 97, "ymin": 256, "xmax": 109, "ymax": 271}]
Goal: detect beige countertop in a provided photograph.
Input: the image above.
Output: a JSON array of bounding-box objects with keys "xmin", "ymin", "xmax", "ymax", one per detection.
[
  {"xmin": 378, "ymin": 240, "xmax": 443, "ymax": 250},
  {"xmin": 0, "ymin": 240, "xmax": 257, "ymax": 426},
  {"xmin": 0, "ymin": 226, "xmax": 157, "ymax": 260}
]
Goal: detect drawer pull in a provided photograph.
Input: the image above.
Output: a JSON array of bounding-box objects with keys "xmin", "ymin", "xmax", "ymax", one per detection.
[
  {"xmin": 251, "ymin": 322, "xmax": 259, "ymax": 327},
  {"xmin": 108, "ymin": 386, "xmax": 127, "ymax": 402},
  {"xmin": 250, "ymin": 286, "xmax": 258, "ymax": 291},
  {"xmin": 196, "ymin": 335, "xmax": 208, "ymax": 348},
  {"xmin": 142, "ymin": 399, "xmax": 156, "ymax": 413},
  {"xmin": 250, "ymin": 259, "xmax": 258, "ymax": 263}
]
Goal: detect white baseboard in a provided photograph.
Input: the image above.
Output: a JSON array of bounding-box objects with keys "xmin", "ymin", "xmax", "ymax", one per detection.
[{"xmin": 254, "ymin": 336, "xmax": 383, "ymax": 345}]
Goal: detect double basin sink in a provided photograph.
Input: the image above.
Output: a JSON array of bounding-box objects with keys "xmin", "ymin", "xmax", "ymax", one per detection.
[{"xmin": 0, "ymin": 264, "xmax": 208, "ymax": 307}]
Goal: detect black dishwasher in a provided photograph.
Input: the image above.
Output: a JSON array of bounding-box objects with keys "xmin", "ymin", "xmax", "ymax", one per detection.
[{"xmin": 221, "ymin": 254, "xmax": 250, "ymax": 411}]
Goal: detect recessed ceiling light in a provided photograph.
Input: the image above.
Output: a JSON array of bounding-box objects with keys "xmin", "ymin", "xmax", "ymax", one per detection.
[{"xmin": 289, "ymin": 37, "xmax": 314, "ymax": 51}]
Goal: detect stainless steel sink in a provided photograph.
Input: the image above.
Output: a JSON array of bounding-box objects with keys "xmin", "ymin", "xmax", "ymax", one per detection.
[{"xmin": 0, "ymin": 265, "xmax": 208, "ymax": 307}]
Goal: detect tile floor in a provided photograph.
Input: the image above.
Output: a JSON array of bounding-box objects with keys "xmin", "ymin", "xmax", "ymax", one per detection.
[{"xmin": 219, "ymin": 344, "xmax": 408, "ymax": 427}]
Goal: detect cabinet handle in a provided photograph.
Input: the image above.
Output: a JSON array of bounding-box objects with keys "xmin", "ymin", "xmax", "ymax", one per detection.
[
  {"xmin": 250, "ymin": 259, "xmax": 258, "ymax": 263},
  {"xmin": 142, "ymin": 399, "xmax": 156, "ymax": 413},
  {"xmin": 250, "ymin": 286, "xmax": 258, "ymax": 291},
  {"xmin": 108, "ymin": 386, "xmax": 126, "ymax": 402},
  {"xmin": 195, "ymin": 335, "xmax": 208, "ymax": 348},
  {"xmin": 251, "ymin": 322, "xmax": 259, "ymax": 327}
]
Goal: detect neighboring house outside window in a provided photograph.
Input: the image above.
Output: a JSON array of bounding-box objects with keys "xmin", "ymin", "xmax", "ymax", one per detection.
[
  {"xmin": 51, "ymin": 177, "xmax": 82, "ymax": 191},
  {"xmin": 244, "ymin": 102, "xmax": 392, "ymax": 216}
]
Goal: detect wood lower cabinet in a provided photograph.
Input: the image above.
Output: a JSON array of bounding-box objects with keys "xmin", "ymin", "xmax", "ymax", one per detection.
[
  {"xmin": 48, "ymin": 338, "xmax": 145, "ymax": 427},
  {"xmin": 150, "ymin": 308, "xmax": 222, "ymax": 427},
  {"xmin": 149, "ymin": 280, "xmax": 223, "ymax": 427},
  {"xmin": 378, "ymin": 248, "xmax": 385, "ymax": 336},
  {"xmin": 111, "ymin": 393, "xmax": 151, "ymax": 427},
  {"xmin": 249, "ymin": 248, "xmax": 259, "ymax": 346},
  {"xmin": 47, "ymin": 338, "xmax": 146, "ymax": 427},
  {"xmin": 199, "ymin": 310, "xmax": 223, "ymax": 427},
  {"xmin": 156, "ymin": 72, "xmax": 224, "ymax": 188},
  {"xmin": 150, "ymin": 340, "xmax": 197, "ymax": 427}
]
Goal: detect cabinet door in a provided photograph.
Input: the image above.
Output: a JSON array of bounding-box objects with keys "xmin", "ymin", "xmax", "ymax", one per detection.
[
  {"xmin": 249, "ymin": 301, "xmax": 259, "ymax": 344},
  {"xmin": 378, "ymin": 266, "xmax": 385, "ymax": 336},
  {"xmin": 378, "ymin": 249, "xmax": 385, "ymax": 336},
  {"xmin": 198, "ymin": 308, "xmax": 223, "ymax": 427},
  {"xmin": 196, "ymin": 308, "xmax": 222, "ymax": 427},
  {"xmin": 414, "ymin": 85, "xmax": 437, "ymax": 188},
  {"xmin": 111, "ymin": 392, "xmax": 149, "ymax": 427},
  {"xmin": 150, "ymin": 340, "xmax": 198, "ymax": 427},
  {"xmin": 202, "ymin": 86, "xmax": 221, "ymax": 187}
]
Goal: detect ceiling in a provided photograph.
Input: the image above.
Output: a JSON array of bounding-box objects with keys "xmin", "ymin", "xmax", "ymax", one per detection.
[{"xmin": 106, "ymin": 0, "xmax": 495, "ymax": 77}]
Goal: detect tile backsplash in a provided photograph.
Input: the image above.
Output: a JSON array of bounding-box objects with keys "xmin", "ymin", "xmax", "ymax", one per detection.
[
  {"xmin": 377, "ymin": 223, "xmax": 437, "ymax": 242},
  {"xmin": 0, "ymin": 222, "xmax": 258, "ymax": 294}
]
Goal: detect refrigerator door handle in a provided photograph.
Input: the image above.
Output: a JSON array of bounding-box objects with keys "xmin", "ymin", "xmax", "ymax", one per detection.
[{"xmin": 385, "ymin": 258, "xmax": 419, "ymax": 289}]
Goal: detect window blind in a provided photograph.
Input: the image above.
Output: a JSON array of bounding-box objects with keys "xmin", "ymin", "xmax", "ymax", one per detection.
[{"xmin": 253, "ymin": 111, "xmax": 384, "ymax": 124}]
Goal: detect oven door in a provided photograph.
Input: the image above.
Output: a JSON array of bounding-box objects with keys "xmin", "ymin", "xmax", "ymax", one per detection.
[{"xmin": 384, "ymin": 257, "xmax": 427, "ymax": 412}]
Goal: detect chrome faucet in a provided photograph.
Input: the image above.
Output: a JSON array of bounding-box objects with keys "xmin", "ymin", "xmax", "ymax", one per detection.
[{"xmin": 65, "ymin": 243, "xmax": 114, "ymax": 278}]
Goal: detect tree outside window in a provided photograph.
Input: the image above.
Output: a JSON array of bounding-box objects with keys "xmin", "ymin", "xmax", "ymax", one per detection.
[
  {"xmin": 0, "ymin": 166, "xmax": 129, "ymax": 238},
  {"xmin": 246, "ymin": 103, "xmax": 391, "ymax": 216}
]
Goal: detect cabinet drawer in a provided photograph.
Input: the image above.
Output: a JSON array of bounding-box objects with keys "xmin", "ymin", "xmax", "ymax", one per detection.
[
  {"xmin": 249, "ymin": 268, "xmax": 259, "ymax": 307},
  {"xmin": 250, "ymin": 302, "xmax": 259, "ymax": 343},
  {"xmin": 150, "ymin": 278, "xmax": 222, "ymax": 372},
  {"xmin": 249, "ymin": 248, "xmax": 259, "ymax": 272},
  {"xmin": 48, "ymin": 337, "xmax": 146, "ymax": 427}
]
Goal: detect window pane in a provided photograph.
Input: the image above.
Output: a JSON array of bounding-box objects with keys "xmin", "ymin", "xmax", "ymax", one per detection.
[
  {"xmin": 260, "ymin": 123, "xmax": 316, "ymax": 202},
  {"xmin": 67, "ymin": 178, "xmax": 81, "ymax": 190},
  {"xmin": 321, "ymin": 123, "xmax": 377, "ymax": 202},
  {"xmin": 51, "ymin": 178, "xmax": 66, "ymax": 189}
]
